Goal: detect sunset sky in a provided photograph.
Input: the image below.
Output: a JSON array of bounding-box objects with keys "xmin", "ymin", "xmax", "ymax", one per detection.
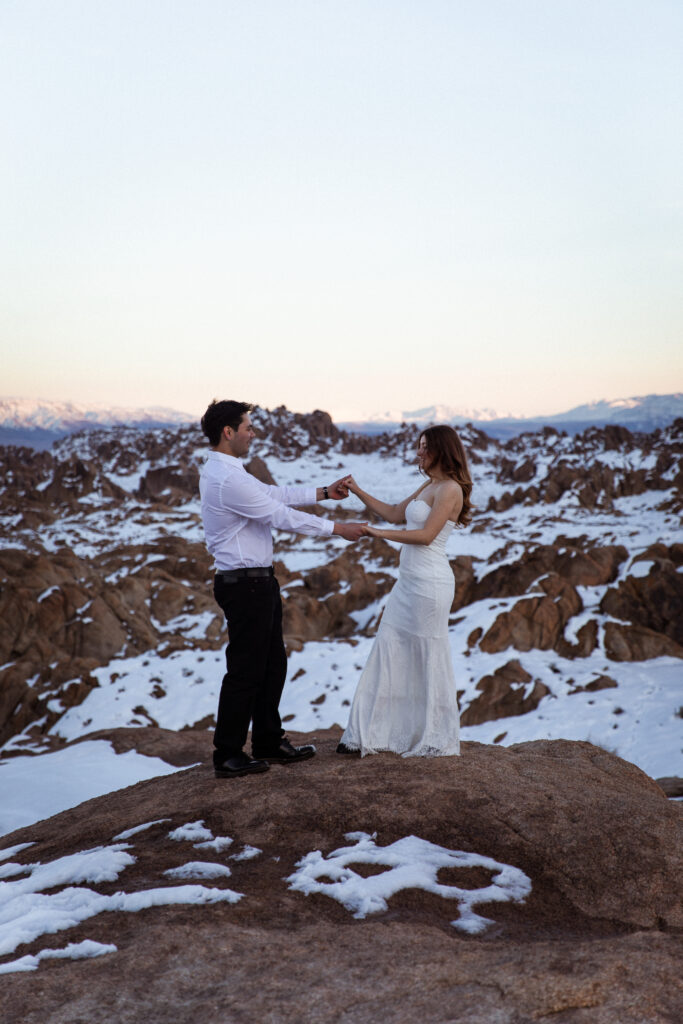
[{"xmin": 2, "ymin": 0, "xmax": 682, "ymax": 420}]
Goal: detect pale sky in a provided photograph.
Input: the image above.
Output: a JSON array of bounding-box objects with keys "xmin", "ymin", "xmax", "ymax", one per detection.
[{"xmin": 1, "ymin": 0, "xmax": 682, "ymax": 420}]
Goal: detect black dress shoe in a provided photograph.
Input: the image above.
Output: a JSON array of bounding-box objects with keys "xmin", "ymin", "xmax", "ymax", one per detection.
[
  {"xmin": 252, "ymin": 737, "xmax": 316, "ymax": 764},
  {"xmin": 336, "ymin": 742, "xmax": 360, "ymax": 755},
  {"xmin": 214, "ymin": 752, "xmax": 270, "ymax": 779}
]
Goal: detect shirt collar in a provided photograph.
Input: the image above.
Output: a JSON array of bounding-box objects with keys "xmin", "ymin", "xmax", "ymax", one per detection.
[{"xmin": 206, "ymin": 450, "xmax": 245, "ymax": 469}]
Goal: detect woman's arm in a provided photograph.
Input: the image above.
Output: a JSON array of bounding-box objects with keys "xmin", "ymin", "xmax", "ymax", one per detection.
[
  {"xmin": 363, "ymin": 481, "xmax": 462, "ymax": 545},
  {"xmin": 344, "ymin": 476, "xmax": 426, "ymax": 525}
]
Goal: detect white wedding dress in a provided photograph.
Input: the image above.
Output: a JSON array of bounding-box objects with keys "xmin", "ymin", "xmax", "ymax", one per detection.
[{"xmin": 341, "ymin": 499, "xmax": 460, "ymax": 757}]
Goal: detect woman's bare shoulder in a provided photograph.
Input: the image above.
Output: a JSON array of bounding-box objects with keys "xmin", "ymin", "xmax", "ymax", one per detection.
[{"xmin": 435, "ymin": 478, "xmax": 463, "ymax": 498}]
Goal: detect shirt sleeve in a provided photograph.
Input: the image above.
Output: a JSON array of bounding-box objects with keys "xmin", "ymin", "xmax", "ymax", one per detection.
[
  {"xmin": 220, "ymin": 473, "xmax": 334, "ymax": 536},
  {"xmin": 260, "ymin": 484, "xmax": 318, "ymax": 506}
]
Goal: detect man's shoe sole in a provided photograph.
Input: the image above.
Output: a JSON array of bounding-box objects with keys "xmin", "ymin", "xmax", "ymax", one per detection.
[{"xmin": 214, "ymin": 762, "xmax": 270, "ymax": 779}]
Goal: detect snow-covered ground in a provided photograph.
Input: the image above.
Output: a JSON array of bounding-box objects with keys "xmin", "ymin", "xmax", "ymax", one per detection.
[{"xmin": 0, "ymin": 742, "xmax": 181, "ymax": 837}]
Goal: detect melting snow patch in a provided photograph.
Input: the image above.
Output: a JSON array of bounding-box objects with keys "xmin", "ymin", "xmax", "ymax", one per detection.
[
  {"xmin": 0, "ymin": 843, "xmax": 34, "ymax": 862},
  {"xmin": 0, "ymin": 939, "xmax": 117, "ymax": 974},
  {"xmin": 168, "ymin": 820, "xmax": 214, "ymax": 843},
  {"xmin": 231, "ymin": 845, "xmax": 262, "ymax": 862},
  {"xmin": 194, "ymin": 836, "xmax": 234, "ymax": 853},
  {"xmin": 286, "ymin": 832, "xmax": 531, "ymax": 934},
  {"xmin": 0, "ymin": 842, "xmax": 244, "ymax": 971},
  {"xmin": 113, "ymin": 819, "xmax": 172, "ymax": 840},
  {"xmin": 163, "ymin": 861, "xmax": 232, "ymax": 880}
]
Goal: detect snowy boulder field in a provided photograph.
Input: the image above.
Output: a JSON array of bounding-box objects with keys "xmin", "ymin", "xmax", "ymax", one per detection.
[
  {"xmin": 0, "ymin": 408, "xmax": 681, "ymax": 790},
  {"xmin": 0, "ymin": 409, "xmax": 682, "ymax": 1021}
]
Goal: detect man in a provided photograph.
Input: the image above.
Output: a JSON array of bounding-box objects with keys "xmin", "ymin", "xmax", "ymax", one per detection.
[{"xmin": 199, "ymin": 400, "xmax": 366, "ymax": 779}]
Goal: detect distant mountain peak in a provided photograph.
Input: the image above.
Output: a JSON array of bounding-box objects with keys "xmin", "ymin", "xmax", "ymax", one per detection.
[{"xmin": 0, "ymin": 397, "xmax": 195, "ymax": 432}]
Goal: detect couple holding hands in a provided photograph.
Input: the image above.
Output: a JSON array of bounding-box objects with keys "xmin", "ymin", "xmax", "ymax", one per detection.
[{"xmin": 199, "ymin": 400, "xmax": 473, "ymax": 779}]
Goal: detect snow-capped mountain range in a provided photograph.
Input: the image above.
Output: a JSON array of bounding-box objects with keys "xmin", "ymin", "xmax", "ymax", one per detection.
[
  {"xmin": 1, "ymin": 393, "xmax": 681, "ymax": 448},
  {"xmin": 0, "ymin": 398, "xmax": 194, "ymax": 448},
  {"xmin": 0, "ymin": 397, "xmax": 193, "ymax": 431},
  {"xmin": 342, "ymin": 393, "xmax": 683, "ymax": 436}
]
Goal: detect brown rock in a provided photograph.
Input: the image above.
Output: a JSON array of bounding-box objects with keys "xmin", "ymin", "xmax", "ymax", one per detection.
[
  {"xmin": 137, "ymin": 465, "xmax": 199, "ymax": 505},
  {"xmin": 461, "ymin": 659, "xmax": 550, "ymax": 725},
  {"xmin": 655, "ymin": 777, "xmax": 683, "ymax": 798},
  {"xmin": 600, "ymin": 561, "xmax": 683, "ymax": 647},
  {"xmin": 480, "ymin": 575, "xmax": 582, "ymax": 654},
  {"xmin": 1, "ymin": 734, "xmax": 681, "ymax": 1024},
  {"xmin": 603, "ymin": 621, "xmax": 683, "ymax": 661},
  {"xmin": 556, "ymin": 619, "xmax": 599, "ymax": 659},
  {"xmin": 245, "ymin": 456, "xmax": 276, "ymax": 485},
  {"xmin": 475, "ymin": 544, "xmax": 627, "ymax": 603},
  {"xmin": 282, "ymin": 550, "xmax": 394, "ymax": 644},
  {"xmin": 449, "ymin": 555, "xmax": 476, "ymax": 610}
]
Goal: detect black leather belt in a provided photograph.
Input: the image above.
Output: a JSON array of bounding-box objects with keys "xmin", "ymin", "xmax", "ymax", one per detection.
[{"xmin": 215, "ymin": 566, "xmax": 274, "ymax": 582}]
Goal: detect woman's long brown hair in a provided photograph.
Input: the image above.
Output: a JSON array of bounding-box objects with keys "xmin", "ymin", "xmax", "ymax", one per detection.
[{"xmin": 420, "ymin": 425, "xmax": 474, "ymax": 527}]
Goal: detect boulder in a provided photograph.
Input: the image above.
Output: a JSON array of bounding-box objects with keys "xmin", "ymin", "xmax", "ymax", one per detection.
[
  {"xmin": 475, "ymin": 544, "xmax": 627, "ymax": 603},
  {"xmin": 461, "ymin": 660, "xmax": 549, "ymax": 725},
  {"xmin": 600, "ymin": 561, "xmax": 683, "ymax": 647},
  {"xmin": 245, "ymin": 456, "xmax": 276, "ymax": 485},
  {"xmin": 480, "ymin": 575, "xmax": 582, "ymax": 654},
  {"xmin": 1, "ymin": 733, "xmax": 681, "ymax": 1024},
  {"xmin": 137, "ymin": 465, "xmax": 199, "ymax": 504},
  {"xmin": 603, "ymin": 622, "xmax": 683, "ymax": 661}
]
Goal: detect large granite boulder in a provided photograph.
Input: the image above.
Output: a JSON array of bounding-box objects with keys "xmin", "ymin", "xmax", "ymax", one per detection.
[{"xmin": 2, "ymin": 732, "xmax": 681, "ymax": 1023}]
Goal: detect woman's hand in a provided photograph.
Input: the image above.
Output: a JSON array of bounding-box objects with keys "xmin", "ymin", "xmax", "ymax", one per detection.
[
  {"xmin": 343, "ymin": 474, "xmax": 361, "ymax": 495},
  {"xmin": 361, "ymin": 524, "xmax": 383, "ymax": 537},
  {"xmin": 325, "ymin": 476, "xmax": 351, "ymax": 500}
]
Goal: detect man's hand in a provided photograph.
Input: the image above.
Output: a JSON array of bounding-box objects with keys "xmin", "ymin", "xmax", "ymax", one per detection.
[
  {"xmin": 333, "ymin": 522, "xmax": 367, "ymax": 542},
  {"xmin": 321, "ymin": 475, "xmax": 351, "ymax": 501}
]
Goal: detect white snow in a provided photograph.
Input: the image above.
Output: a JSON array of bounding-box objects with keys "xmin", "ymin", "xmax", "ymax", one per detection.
[
  {"xmin": 0, "ymin": 843, "xmax": 34, "ymax": 863},
  {"xmin": 287, "ymin": 831, "xmax": 531, "ymax": 934},
  {"xmin": 0, "ymin": 939, "xmax": 117, "ymax": 974},
  {"xmin": 194, "ymin": 837, "xmax": 234, "ymax": 853},
  {"xmin": 113, "ymin": 819, "xmax": 171, "ymax": 841},
  {"xmin": 0, "ymin": 742, "xmax": 179, "ymax": 838},
  {"xmin": 168, "ymin": 821, "xmax": 214, "ymax": 843},
  {"xmin": 0, "ymin": 841, "xmax": 243, "ymax": 972},
  {"xmin": 230, "ymin": 845, "xmax": 262, "ymax": 862},
  {"xmin": 163, "ymin": 861, "xmax": 232, "ymax": 880}
]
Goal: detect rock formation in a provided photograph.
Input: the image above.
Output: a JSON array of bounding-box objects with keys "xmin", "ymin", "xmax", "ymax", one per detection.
[{"xmin": 1, "ymin": 732, "xmax": 681, "ymax": 1023}]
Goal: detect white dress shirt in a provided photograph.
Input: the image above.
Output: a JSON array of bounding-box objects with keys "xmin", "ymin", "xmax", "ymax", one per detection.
[{"xmin": 199, "ymin": 450, "xmax": 334, "ymax": 570}]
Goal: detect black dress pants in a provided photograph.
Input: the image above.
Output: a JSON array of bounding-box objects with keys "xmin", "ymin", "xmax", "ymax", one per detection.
[{"xmin": 212, "ymin": 573, "xmax": 287, "ymax": 760}]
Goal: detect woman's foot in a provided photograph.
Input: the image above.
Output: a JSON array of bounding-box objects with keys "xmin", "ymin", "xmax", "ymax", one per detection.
[{"xmin": 336, "ymin": 742, "xmax": 360, "ymax": 755}]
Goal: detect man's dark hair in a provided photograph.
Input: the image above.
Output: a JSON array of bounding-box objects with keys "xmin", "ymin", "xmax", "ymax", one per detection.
[{"xmin": 201, "ymin": 400, "xmax": 253, "ymax": 447}]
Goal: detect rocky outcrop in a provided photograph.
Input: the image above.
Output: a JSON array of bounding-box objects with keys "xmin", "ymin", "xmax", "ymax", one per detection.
[
  {"xmin": 474, "ymin": 543, "xmax": 627, "ymax": 602},
  {"xmin": 2, "ymin": 733, "xmax": 681, "ymax": 1024},
  {"xmin": 479, "ymin": 575, "xmax": 582, "ymax": 654},
  {"xmin": 245, "ymin": 456, "xmax": 276, "ymax": 485},
  {"xmin": 461, "ymin": 660, "xmax": 549, "ymax": 725},
  {"xmin": 600, "ymin": 554, "xmax": 683, "ymax": 648},
  {"xmin": 603, "ymin": 622, "xmax": 683, "ymax": 661},
  {"xmin": 137, "ymin": 464, "xmax": 199, "ymax": 504},
  {"xmin": 0, "ymin": 542, "xmax": 221, "ymax": 745},
  {"xmin": 282, "ymin": 549, "xmax": 395, "ymax": 647}
]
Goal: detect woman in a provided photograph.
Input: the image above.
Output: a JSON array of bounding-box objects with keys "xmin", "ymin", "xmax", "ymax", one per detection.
[{"xmin": 339, "ymin": 425, "xmax": 473, "ymax": 757}]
